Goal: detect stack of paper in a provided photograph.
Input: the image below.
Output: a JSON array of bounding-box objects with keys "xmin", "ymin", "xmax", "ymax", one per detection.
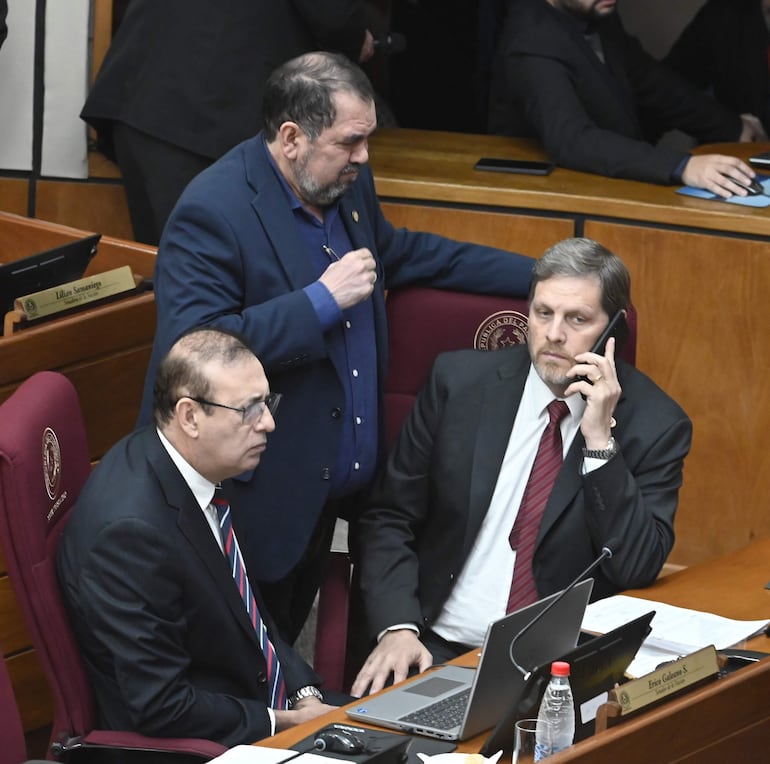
[{"xmin": 582, "ymin": 595, "xmax": 769, "ymax": 677}]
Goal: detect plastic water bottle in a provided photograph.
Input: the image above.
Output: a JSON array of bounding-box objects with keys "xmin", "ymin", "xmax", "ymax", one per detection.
[{"xmin": 534, "ymin": 660, "xmax": 575, "ymax": 760}]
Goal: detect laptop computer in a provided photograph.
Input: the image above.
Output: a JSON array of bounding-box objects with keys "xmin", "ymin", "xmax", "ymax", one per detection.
[
  {"xmin": 479, "ymin": 609, "xmax": 655, "ymax": 755},
  {"xmin": 0, "ymin": 234, "xmax": 101, "ymax": 314},
  {"xmin": 346, "ymin": 578, "xmax": 593, "ymax": 741}
]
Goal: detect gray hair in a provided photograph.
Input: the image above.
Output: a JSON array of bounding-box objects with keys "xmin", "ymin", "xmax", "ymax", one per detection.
[
  {"xmin": 262, "ymin": 51, "xmax": 375, "ymax": 141},
  {"xmin": 153, "ymin": 327, "xmax": 254, "ymax": 427},
  {"xmin": 530, "ymin": 238, "xmax": 630, "ymax": 317}
]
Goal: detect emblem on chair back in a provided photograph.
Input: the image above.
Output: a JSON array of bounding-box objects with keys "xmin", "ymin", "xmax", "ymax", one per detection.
[
  {"xmin": 474, "ymin": 309, "xmax": 529, "ymax": 350},
  {"xmin": 42, "ymin": 427, "xmax": 62, "ymax": 504}
]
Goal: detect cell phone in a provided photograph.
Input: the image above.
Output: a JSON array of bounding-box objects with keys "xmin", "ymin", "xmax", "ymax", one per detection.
[
  {"xmin": 575, "ymin": 309, "xmax": 628, "ymax": 389},
  {"xmin": 749, "ymin": 150, "xmax": 770, "ymax": 168},
  {"xmin": 474, "ymin": 157, "xmax": 554, "ymax": 175}
]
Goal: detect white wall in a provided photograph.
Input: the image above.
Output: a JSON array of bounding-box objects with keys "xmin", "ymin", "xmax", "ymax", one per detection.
[{"xmin": 0, "ymin": 0, "xmax": 89, "ymax": 177}]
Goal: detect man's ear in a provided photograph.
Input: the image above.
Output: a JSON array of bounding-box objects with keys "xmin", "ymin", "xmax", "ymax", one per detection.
[
  {"xmin": 176, "ymin": 398, "xmax": 201, "ymax": 438},
  {"xmin": 277, "ymin": 121, "xmax": 303, "ymax": 160}
]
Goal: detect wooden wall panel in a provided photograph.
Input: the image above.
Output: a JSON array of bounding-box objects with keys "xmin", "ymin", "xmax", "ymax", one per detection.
[
  {"xmin": 36, "ymin": 180, "xmax": 134, "ymax": 241},
  {"xmin": 585, "ymin": 221, "xmax": 770, "ymax": 566},
  {"xmin": 381, "ymin": 202, "xmax": 574, "ymax": 257},
  {"xmin": 0, "ymin": 179, "xmax": 29, "ymax": 217}
]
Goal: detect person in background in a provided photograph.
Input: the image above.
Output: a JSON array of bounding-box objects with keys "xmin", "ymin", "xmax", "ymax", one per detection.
[
  {"xmin": 488, "ymin": 0, "xmax": 767, "ymax": 198},
  {"xmin": 81, "ymin": 1, "xmax": 375, "ymax": 245},
  {"xmin": 664, "ymin": 0, "xmax": 770, "ymax": 137},
  {"xmin": 58, "ymin": 327, "xmax": 339, "ymax": 746},
  {"xmin": 0, "ymin": 0, "xmax": 8, "ymax": 50},
  {"xmin": 136, "ymin": 51, "xmax": 536, "ymax": 645},
  {"xmin": 351, "ymin": 238, "xmax": 691, "ymax": 697}
]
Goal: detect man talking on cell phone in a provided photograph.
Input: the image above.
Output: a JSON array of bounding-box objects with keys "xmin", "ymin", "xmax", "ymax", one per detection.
[{"xmin": 350, "ymin": 237, "xmax": 692, "ymax": 697}]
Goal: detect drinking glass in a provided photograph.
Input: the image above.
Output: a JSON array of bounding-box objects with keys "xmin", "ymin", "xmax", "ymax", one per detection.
[{"xmin": 513, "ymin": 718, "xmax": 551, "ymax": 763}]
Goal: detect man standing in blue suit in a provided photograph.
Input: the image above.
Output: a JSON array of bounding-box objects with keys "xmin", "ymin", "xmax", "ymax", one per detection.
[{"xmin": 138, "ymin": 51, "xmax": 535, "ymax": 643}]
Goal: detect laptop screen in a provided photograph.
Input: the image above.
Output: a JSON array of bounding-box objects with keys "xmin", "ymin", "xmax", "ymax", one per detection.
[{"xmin": 480, "ymin": 609, "xmax": 654, "ymax": 755}]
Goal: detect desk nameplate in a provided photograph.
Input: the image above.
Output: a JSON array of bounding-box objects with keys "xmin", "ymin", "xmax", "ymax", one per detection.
[
  {"xmin": 612, "ymin": 644, "xmax": 720, "ymax": 715},
  {"xmin": 14, "ymin": 265, "xmax": 137, "ymax": 320}
]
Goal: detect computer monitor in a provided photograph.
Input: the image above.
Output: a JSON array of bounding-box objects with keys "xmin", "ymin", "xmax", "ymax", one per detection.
[{"xmin": 0, "ymin": 234, "xmax": 101, "ymax": 314}]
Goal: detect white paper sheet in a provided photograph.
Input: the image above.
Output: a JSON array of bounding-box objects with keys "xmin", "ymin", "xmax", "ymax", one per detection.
[
  {"xmin": 582, "ymin": 594, "xmax": 769, "ymax": 677},
  {"xmin": 209, "ymin": 747, "xmax": 352, "ymax": 764}
]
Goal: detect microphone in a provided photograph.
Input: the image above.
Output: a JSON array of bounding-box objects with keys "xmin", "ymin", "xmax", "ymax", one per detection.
[
  {"xmin": 508, "ymin": 540, "xmax": 619, "ymax": 679},
  {"xmin": 373, "ymin": 32, "xmax": 407, "ymax": 55}
]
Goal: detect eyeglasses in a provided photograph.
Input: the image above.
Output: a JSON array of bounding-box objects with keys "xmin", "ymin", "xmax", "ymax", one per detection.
[{"xmin": 185, "ymin": 392, "xmax": 282, "ymax": 425}]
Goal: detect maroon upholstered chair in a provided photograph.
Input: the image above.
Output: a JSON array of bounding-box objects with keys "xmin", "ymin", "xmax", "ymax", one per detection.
[
  {"xmin": 0, "ymin": 644, "xmax": 27, "ymax": 764},
  {"xmin": 313, "ymin": 287, "xmax": 637, "ymax": 691},
  {"xmin": 383, "ymin": 286, "xmax": 637, "ymax": 446},
  {"xmin": 0, "ymin": 372, "xmax": 226, "ymax": 761}
]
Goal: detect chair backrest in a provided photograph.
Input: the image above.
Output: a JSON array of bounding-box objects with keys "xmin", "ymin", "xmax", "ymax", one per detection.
[
  {"xmin": 0, "ymin": 645, "xmax": 27, "ymax": 764},
  {"xmin": 383, "ymin": 286, "xmax": 637, "ymax": 446},
  {"xmin": 0, "ymin": 371, "xmax": 96, "ymax": 747}
]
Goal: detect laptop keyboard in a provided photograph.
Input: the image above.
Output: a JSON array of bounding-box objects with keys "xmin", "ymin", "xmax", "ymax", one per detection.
[{"xmin": 399, "ymin": 688, "xmax": 471, "ymax": 730}]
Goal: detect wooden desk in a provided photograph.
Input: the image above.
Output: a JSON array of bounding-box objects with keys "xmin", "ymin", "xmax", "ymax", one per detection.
[
  {"xmin": 0, "ymin": 211, "xmax": 157, "ymax": 733},
  {"xmin": 260, "ymin": 537, "xmax": 770, "ymax": 763},
  {"xmin": 368, "ymin": 129, "xmax": 770, "ymax": 570}
]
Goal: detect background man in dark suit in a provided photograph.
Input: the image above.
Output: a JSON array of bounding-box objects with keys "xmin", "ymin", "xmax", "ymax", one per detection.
[
  {"xmin": 136, "ymin": 51, "xmax": 535, "ymax": 644},
  {"xmin": 58, "ymin": 328, "xmax": 336, "ymax": 745},
  {"xmin": 488, "ymin": 0, "xmax": 765, "ymax": 197},
  {"xmin": 350, "ymin": 238, "xmax": 692, "ymax": 697},
  {"xmin": 81, "ymin": 0, "xmax": 375, "ymax": 244},
  {"xmin": 664, "ymin": 0, "xmax": 770, "ymax": 136}
]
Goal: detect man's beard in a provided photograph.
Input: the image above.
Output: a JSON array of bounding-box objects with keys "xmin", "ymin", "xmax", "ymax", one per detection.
[
  {"xmin": 530, "ymin": 342, "xmax": 573, "ymax": 390},
  {"xmin": 295, "ymin": 155, "xmax": 359, "ymax": 207}
]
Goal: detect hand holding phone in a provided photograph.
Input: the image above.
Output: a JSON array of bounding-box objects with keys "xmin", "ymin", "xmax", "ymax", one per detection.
[{"xmin": 574, "ymin": 309, "xmax": 628, "ymax": 392}]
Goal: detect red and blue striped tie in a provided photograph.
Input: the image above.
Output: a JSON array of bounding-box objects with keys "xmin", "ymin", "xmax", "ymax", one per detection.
[
  {"xmin": 213, "ymin": 491, "xmax": 288, "ymax": 709},
  {"xmin": 507, "ymin": 399, "xmax": 569, "ymax": 613}
]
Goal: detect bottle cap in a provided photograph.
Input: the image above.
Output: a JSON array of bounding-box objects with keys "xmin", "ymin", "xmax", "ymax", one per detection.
[{"xmin": 551, "ymin": 660, "xmax": 570, "ymax": 676}]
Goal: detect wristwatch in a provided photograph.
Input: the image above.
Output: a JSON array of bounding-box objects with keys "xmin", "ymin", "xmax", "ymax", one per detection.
[
  {"xmin": 288, "ymin": 685, "xmax": 324, "ymax": 708},
  {"xmin": 583, "ymin": 436, "xmax": 618, "ymax": 460}
]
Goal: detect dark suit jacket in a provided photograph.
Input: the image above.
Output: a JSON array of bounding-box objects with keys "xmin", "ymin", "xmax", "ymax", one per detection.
[
  {"xmin": 487, "ymin": 0, "xmax": 742, "ymax": 183},
  {"xmin": 664, "ymin": 0, "xmax": 770, "ymax": 134},
  {"xmin": 136, "ymin": 135, "xmax": 534, "ymax": 582},
  {"xmin": 56, "ymin": 427, "xmax": 319, "ymax": 746},
  {"xmin": 353, "ymin": 346, "xmax": 692, "ymax": 641},
  {"xmin": 81, "ymin": 0, "xmax": 367, "ymax": 160}
]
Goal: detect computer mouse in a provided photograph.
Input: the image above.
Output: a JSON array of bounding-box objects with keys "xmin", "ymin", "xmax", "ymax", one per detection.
[
  {"xmin": 313, "ymin": 728, "xmax": 366, "ymax": 755},
  {"xmin": 736, "ymin": 177, "xmax": 764, "ymax": 196}
]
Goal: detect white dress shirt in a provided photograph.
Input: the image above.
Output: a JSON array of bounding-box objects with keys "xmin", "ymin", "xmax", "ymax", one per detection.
[{"xmin": 431, "ymin": 367, "xmax": 586, "ymax": 645}]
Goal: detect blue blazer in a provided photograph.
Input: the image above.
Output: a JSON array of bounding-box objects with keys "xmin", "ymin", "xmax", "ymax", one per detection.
[{"xmin": 138, "ymin": 135, "xmax": 534, "ymax": 581}]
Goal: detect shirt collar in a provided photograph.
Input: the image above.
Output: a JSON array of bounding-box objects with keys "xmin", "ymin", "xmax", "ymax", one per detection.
[
  {"xmin": 524, "ymin": 363, "xmax": 586, "ymax": 422},
  {"xmin": 156, "ymin": 428, "xmax": 218, "ymax": 509}
]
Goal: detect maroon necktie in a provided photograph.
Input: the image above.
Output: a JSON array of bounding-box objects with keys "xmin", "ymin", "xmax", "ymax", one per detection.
[{"xmin": 507, "ymin": 399, "xmax": 569, "ymax": 613}]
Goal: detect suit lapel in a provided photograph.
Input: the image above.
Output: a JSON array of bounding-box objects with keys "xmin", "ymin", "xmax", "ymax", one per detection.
[
  {"xmin": 144, "ymin": 430, "xmax": 260, "ymax": 646},
  {"xmin": 244, "ymin": 136, "xmax": 317, "ymax": 290},
  {"xmin": 539, "ymin": 382, "xmax": 631, "ymax": 541},
  {"xmin": 464, "ymin": 349, "xmax": 530, "ymax": 554}
]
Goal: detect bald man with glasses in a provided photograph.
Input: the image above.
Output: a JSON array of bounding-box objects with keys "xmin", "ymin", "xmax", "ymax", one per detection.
[{"xmin": 57, "ymin": 327, "xmax": 338, "ymax": 747}]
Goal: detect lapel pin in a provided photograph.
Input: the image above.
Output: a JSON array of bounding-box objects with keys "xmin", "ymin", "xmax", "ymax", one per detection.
[{"xmin": 352, "ymin": 210, "xmax": 359, "ymax": 222}]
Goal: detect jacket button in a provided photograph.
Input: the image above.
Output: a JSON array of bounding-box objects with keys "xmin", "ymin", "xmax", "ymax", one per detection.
[
  {"xmin": 321, "ymin": 467, "xmax": 331, "ymax": 480},
  {"xmin": 256, "ymin": 671, "xmax": 267, "ymax": 684},
  {"xmin": 331, "ymin": 407, "xmax": 342, "ymax": 419}
]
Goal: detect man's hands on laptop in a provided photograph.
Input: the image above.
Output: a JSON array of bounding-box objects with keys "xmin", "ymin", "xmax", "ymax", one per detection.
[{"xmin": 351, "ymin": 629, "xmax": 433, "ymax": 697}]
